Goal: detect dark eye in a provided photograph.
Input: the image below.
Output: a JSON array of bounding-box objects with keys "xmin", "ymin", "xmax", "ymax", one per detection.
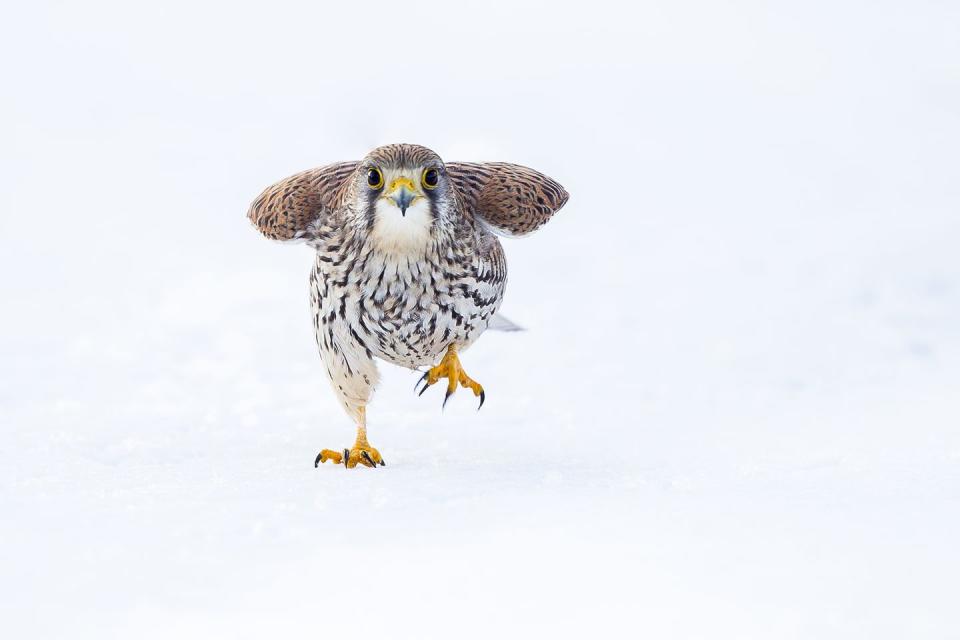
[
  {"xmin": 422, "ymin": 168, "xmax": 439, "ymax": 190},
  {"xmin": 367, "ymin": 167, "xmax": 384, "ymax": 189}
]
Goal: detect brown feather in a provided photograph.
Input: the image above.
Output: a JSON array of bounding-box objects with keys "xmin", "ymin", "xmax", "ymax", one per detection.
[
  {"xmin": 247, "ymin": 162, "xmax": 358, "ymax": 241},
  {"xmin": 446, "ymin": 162, "xmax": 569, "ymax": 236}
]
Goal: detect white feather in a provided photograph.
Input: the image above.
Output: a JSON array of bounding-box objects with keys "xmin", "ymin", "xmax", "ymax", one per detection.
[{"xmin": 368, "ymin": 169, "xmax": 433, "ymax": 254}]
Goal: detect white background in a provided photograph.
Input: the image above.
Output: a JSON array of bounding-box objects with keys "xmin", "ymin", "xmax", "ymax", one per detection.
[{"xmin": 2, "ymin": 1, "xmax": 959, "ymax": 637}]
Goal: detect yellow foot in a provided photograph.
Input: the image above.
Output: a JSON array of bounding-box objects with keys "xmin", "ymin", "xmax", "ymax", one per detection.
[
  {"xmin": 316, "ymin": 412, "xmax": 385, "ymax": 469},
  {"xmin": 315, "ymin": 443, "xmax": 385, "ymax": 469},
  {"xmin": 415, "ymin": 344, "xmax": 485, "ymax": 410}
]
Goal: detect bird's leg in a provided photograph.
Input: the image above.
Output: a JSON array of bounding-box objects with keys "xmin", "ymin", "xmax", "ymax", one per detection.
[
  {"xmin": 315, "ymin": 407, "xmax": 385, "ymax": 468},
  {"xmin": 415, "ymin": 344, "xmax": 485, "ymax": 409}
]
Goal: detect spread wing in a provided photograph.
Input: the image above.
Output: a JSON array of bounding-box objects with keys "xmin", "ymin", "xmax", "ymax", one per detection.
[
  {"xmin": 446, "ymin": 162, "xmax": 569, "ymax": 237},
  {"xmin": 247, "ymin": 162, "xmax": 358, "ymax": 241}
]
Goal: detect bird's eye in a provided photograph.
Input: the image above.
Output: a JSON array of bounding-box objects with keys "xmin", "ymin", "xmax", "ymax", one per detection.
[
  {"xmin": 367, "ymin": 167, "xmax": 384, "ymax": 189},
  {"xmin": 422, "ymin": 168, "xmax": 439, "ymax": 190}
]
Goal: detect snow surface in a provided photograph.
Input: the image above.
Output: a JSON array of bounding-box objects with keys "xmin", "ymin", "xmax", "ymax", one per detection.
[{"xmin": 2, "ymin": 1, "xmax": 959, "ymax": 637}]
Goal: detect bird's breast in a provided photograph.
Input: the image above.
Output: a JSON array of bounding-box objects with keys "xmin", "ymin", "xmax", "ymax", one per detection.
[{"xmin": 353, "ymin": 248, "xmax": 497, "ymax": 367}]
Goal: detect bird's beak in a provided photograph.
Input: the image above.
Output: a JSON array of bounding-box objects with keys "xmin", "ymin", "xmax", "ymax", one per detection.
[{"xmin": 384, "ymin": 177, "xmax": 420, "ymax": 216}]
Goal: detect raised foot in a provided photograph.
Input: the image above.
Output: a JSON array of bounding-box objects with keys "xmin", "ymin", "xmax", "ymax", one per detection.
[
  {"xmin": 315, "ymin": 444, "xmax": 385, "ymax": 469},
  {"xmin": 415, "ymin": 345, "xmax": 485, "ymax": 410}
]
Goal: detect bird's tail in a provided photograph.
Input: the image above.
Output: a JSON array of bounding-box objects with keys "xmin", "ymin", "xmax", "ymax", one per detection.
[{"xmin": 487, "ymin": 313, "xmax": 525, "ymax": 332}]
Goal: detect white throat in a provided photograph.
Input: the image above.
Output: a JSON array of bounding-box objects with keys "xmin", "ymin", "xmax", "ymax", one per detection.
[{"xmin": 369, "ymin": 197, "xmax": 433, "ymax": 254}]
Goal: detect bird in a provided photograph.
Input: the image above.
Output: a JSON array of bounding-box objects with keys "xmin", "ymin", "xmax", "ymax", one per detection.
[{"xmin": 247, "ymin": 144, "xmax": 568, "ymax": 469}]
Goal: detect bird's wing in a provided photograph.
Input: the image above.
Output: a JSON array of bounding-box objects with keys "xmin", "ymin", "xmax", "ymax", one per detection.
[
  {"xmin": 247, "ymin": 162, "xmax": 358, "ymax": 241},
  {"xmin": 446, "ymin": 162, "xmax": 569, "ymax": 237}
]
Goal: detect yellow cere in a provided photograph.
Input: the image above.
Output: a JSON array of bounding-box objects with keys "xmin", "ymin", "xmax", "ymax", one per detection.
[{"xmin": 386, "ymin": 177, "xmax": 417, "ymax": 193}]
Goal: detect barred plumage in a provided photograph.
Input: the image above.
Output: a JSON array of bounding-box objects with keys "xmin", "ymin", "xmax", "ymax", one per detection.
[{"xmin": 248, "ymin": 143, "xmax": 567, "ymax": 468}]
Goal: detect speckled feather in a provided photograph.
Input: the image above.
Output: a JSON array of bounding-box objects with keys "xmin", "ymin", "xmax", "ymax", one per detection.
[
  {"xmin": 247, "ymin": 144, "xmax": 567, "ymax": 423},
  {"xmin": 247, "ymin": 162, "xmax": 357, "ymax": 241},
  {"xmin": 447, "ymin": 162, "xmax": 569, "ymax": 236}
]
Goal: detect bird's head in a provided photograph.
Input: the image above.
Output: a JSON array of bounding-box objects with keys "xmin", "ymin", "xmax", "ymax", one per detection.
[{"xmin": 352, "ymin": 144, "xmax": 455, "ymax": 253}]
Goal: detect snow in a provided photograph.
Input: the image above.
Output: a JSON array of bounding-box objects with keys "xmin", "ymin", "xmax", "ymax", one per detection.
[{"xmin": 2, "ymin": 1, "xmax": 959, "ymax": 637}]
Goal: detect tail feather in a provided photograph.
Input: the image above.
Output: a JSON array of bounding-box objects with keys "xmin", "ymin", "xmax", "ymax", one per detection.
[{"xmin": 487, "ymin": 313, "xmax": 525, "ymax": 332}]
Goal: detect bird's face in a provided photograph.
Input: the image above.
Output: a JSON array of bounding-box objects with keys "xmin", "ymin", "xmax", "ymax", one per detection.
[{"xmin": 354, "ymin": 144, "xmax": 453, "ymax": 253}]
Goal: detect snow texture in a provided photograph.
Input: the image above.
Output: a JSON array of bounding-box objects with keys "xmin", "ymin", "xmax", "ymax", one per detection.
[{"xmin": 2, "ymin": 1, "xmax": 959, "ymax": 637}]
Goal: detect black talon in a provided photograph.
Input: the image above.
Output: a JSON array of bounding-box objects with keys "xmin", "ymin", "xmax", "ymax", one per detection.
[
  {"xmin": 379, "ymin": 459, "xmax": 386, "ymax": 466},
  {"xmin": 442, "ymin": 388, "xmax": 453, "ymax": 410},
  {"xmin": 343, "ymin": 448, "xmax": 350, "ymax": 468},
  {"xmin": 478, "ymin": 390, "xmax": 485, "ymax": 410},
  {"xmin": 361, "ymin": 451, "xmax": 377, "ymax": 468},
  {"xmin": 418, "ymin": 382, "xmax": 431, "ymax": 397},
  {"xmin": 314, "ymin": 452, "xmax": 322, "ymax": 468},
  {"xmin": 414, "ymin": 371, "xmax": 428, "ymax": 393}
]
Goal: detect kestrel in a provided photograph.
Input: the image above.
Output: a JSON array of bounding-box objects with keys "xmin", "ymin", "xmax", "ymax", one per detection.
[{"xmin": 247, "ymin": 144, "xmax": 568, "ymax": 468}]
